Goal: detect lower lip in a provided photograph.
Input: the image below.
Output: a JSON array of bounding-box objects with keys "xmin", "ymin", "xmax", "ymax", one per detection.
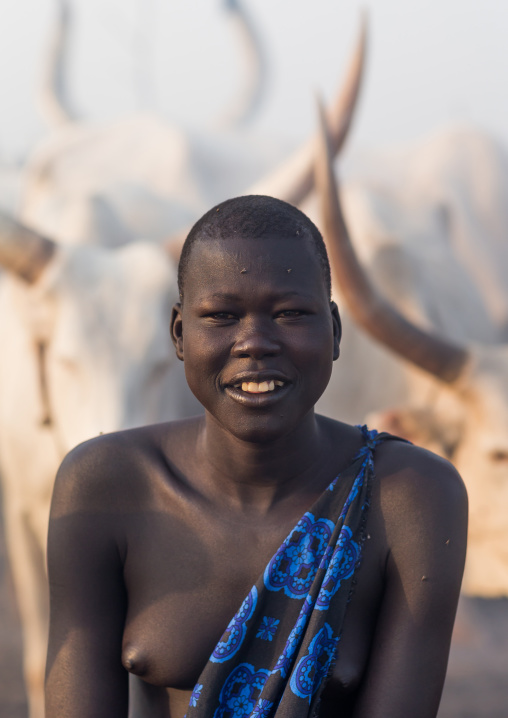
[{"xmin": 224, "ymin": 383, "xmax": 292, "ymax": 407}]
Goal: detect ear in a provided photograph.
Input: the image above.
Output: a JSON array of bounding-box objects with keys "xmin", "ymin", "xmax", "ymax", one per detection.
[
  {"xmin": 330, "ymin": 301, "xmax": 342, "ymax": 361},
  {"xmin": 170, "ymin": 303, "xmax": 184, "ymax": 361}
]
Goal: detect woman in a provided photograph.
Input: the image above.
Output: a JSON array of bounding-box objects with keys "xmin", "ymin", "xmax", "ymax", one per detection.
[{"xmin": 45, "ymin": 190, "xmax": 467, "ymax": 718}]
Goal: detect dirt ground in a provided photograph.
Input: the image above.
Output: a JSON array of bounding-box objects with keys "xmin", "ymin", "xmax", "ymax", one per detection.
[{"xmin": 1, "ymin": 513, "xmax": 507, "ymax": 718}]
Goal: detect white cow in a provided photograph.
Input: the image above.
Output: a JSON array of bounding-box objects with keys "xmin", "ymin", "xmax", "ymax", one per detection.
[
  {"xmin": 0, "ymin": 21, "xmax": 367, "ymax": 718},
  {"xmin": 315, "ymin": 113, "xmax": 508, "ymax": 600}
]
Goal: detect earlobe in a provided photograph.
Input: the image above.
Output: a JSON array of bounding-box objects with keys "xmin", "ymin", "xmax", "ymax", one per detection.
[
  {"xmin": 330, "ymin": 301, "xmax": 342, "ymax": 361},
  {"xmin": 170, "ymin": 303, "xmax": 184, "ymax": 361}
]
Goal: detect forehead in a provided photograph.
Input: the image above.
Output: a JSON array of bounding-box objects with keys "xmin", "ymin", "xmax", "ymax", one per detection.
[{"xmin": 185, "ymin": 234, "xmax": 327, "ymax": 300}]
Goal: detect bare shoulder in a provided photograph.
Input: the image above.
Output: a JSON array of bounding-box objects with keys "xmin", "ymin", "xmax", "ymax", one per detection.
[
  {"xmin": 374, "ymin": 437, "xmax": 468, "ymax": 521},
  {"xmin": 51, "ymin": 416, "xmax": 202, "ymax": 518},
  {"xmin": 372, "ymin": 438, "xmax": 468, "ymax": 586}
]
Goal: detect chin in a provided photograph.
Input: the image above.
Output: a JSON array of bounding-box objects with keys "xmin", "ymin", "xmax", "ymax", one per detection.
[{"xmin": 223, "ymin": 410, "xmax": 313, "ymax": 445}]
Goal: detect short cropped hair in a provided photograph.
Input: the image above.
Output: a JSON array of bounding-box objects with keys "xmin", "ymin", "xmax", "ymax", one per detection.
[{"xmin": 177, "ymin": 195, "xmax": 332, "ymax": 301}]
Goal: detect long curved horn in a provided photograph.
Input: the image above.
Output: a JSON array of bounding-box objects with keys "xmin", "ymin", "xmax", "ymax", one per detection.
[
  {"xmin": 248, "ymin": 13, "xmax": 367, "ymax": 206},
  {"xmin": 37, "ymin": 0, "xmax": 76, "ymax": 129},
  {"xmin": 314, "ymin": 98, "xmax": 470, "ymax": 384},
  {"xmin": 163, "ymin": 15, "xmax": 367, "ymax": 263},
  {"xmin": 0, "ymin": 213, "xmax": 57, "ymax": 283},
  {"xmin": 215, "ymin": 0, "xmax": 267, "ymax": 129}
]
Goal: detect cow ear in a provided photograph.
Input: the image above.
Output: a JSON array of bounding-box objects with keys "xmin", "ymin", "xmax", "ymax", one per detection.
[{"xmin": 170, "ymin": 303, "xmax": 184, "ymax": 361}]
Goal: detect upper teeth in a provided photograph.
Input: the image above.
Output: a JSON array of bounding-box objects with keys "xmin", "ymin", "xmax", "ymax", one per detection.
[{"xmin": 236, "ymin": 380, "xmax": 284, "ymax": 393}]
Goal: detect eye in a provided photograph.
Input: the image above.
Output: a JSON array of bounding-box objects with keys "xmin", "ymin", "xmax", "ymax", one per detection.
[
  {"xmin": 205, "ymin": 312, "xmax": 237, "ymax": 322},
  {"xmin": 489, "ymin": 449, "xmax": 508, "ymax": 463},
  {"xmin": 276, "ymin": 309, "xmax": 306, "ymax": 319}
]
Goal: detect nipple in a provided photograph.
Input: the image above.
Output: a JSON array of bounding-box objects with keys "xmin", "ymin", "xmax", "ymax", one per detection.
[{"xmin": 122, "ymin": 645, "xmax": 147, "ymax": 676}]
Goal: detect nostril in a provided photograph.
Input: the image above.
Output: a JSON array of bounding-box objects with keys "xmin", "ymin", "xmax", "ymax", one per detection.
[
  {"xmin": 231, "ymin": 334, "xmax": 281, "ymax": 359},
  {"xmin": 233, "ymin": 349, "xmax": 280, "ymax": 360}
]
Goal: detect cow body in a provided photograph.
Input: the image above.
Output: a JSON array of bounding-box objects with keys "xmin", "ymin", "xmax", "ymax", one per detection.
[{"xmin": 20, "ymin": 113, "xmax": 290, "ymax": 248}]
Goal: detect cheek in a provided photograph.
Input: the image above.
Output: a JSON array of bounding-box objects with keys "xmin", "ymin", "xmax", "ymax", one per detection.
[
  {"xmin": 290, "ymin": 330, "xmax": 335, "ymax": 397},
  {"xmin": 310, "ymin": 351, "xmax": 334, "ymax": 400},
  {"xmin": 180, "ymin": 331, "xmax": 224, "ymax": 404}
]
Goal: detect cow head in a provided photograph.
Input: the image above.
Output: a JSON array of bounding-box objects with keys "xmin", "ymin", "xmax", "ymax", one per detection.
[{"xmin": 0, "ymin": 214, "xmax": 199, "ymax": 456}]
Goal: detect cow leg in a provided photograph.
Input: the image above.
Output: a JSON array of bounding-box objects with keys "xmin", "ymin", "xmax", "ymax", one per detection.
[{"xmin": 4, "ymin": 506, "xmax": 49, "ymax": 718}]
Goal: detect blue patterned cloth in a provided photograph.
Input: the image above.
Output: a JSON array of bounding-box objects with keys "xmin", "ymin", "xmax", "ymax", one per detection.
[{"xmin": 185, "ymin": 426, "xmax": 393, "ymax": 718}]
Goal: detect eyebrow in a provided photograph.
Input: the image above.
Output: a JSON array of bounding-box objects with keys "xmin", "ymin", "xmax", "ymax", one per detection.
[
  {"xmin": 208, "ymin": 293, "xmax": 242, "ymax": 301},
  {"xmin": 205, "ymin": 290, "xmax": 317, "ymax": 302}
]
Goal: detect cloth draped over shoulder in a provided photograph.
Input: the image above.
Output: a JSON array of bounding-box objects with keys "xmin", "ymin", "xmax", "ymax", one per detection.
[{"xmin": 185, "ymin": 426, "xmax": 399, "ymax": 718}]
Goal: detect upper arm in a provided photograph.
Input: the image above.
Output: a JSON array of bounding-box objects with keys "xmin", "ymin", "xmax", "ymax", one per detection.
[
  {"xmin": 353, "ymin": 445, "xmax": 468, "ymax": 718},
  {"xmin": 45, "ymin": 441, "xmax": 129, "ymax": 718}
]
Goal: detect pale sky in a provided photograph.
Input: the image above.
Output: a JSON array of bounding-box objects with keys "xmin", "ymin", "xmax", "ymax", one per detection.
[{"xmin": 0, "ymin": 0, "xmax": 507, "ymax": 160}]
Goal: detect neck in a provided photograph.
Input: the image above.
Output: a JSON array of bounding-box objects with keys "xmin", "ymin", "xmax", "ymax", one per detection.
[{"xmin": 193, "ymin": 410, "xmax": 335, "ymax": 513}]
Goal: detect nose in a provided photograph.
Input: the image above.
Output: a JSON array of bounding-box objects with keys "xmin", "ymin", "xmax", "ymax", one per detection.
[{"xmin": 231, "ymin": 318, "xmax": 281, "ymax": 360}]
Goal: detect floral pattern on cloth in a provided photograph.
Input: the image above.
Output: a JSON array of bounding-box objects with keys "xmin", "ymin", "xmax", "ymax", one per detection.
[
  {"xmin": 186, "ymin": 426, "xmax": 403, "ymax": 718},
  {"xmin": 264, "ymin": 514, "xmax": 335, "ymax": 598},
  {"xmin": 213, "ymin": 664, "xmax": 272, "ymax": 718},
  {"xmin": 289, "ymin": 624, "xmax": 339, "ymax": 702},
  {"xmin": 189, "ymin": 684, "xmax": 203, "ymax": 708},
  {"xmin": 212, "ymin": 586, "xmax": 258, "ymax": 663},
  {"xmin": 315, "ymin": 526, "xmax": 359, "ymax": 610},
  {"xmin": 271, "ymin": 596, "xmax": 313, "ymax": 679},
  {"xmin": 257, "ymin": 617, "xmax": 280, "ymax": 642}
]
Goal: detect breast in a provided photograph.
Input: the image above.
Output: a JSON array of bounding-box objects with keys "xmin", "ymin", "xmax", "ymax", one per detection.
[
  {"xmin": 323, "ymin": 579, "xmax": 381, "ymax": 698},
  {"xmin": 119, "ymin": 494, "xmax": 308, "ymax": 690},
  {"xmin": 328, "ymin": 657, "xmax": 365, "ymax": 694},
  {"xmin": 317, "ymin": 645, "xmax": 367, "ymax": 716},
  {"xmin": 121, "ymin": 592, "xmax": 239, "ymax": 690}
]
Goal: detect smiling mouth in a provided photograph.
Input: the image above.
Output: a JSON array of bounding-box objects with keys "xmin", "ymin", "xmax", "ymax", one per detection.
[
  {"xmin": 224, "ymin": 377, "xmax": 290, "ymax": 405},
  {"xmin": 233, "ymin": 380, "xmax": 285, "ymax": 394}
]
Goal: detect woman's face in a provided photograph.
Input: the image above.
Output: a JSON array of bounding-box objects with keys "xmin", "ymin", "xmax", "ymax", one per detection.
[{"xmin": 171, "ymin": 233, "xmax": 341, "ymax": 443}]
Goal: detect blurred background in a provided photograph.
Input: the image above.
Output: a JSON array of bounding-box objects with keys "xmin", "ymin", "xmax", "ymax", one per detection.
[
  {"xmin": 2, "ymin": 0, "xmax": 508, "ymax": 159},
  {"xmin": 1, "ymin": 1, "xmax": 508, "ymax": 716}
]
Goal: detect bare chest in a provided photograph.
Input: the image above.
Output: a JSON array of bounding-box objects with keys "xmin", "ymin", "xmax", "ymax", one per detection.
[{"xmin": 120, "ymin": 498, "xmax": 386, "ymax": 709}]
